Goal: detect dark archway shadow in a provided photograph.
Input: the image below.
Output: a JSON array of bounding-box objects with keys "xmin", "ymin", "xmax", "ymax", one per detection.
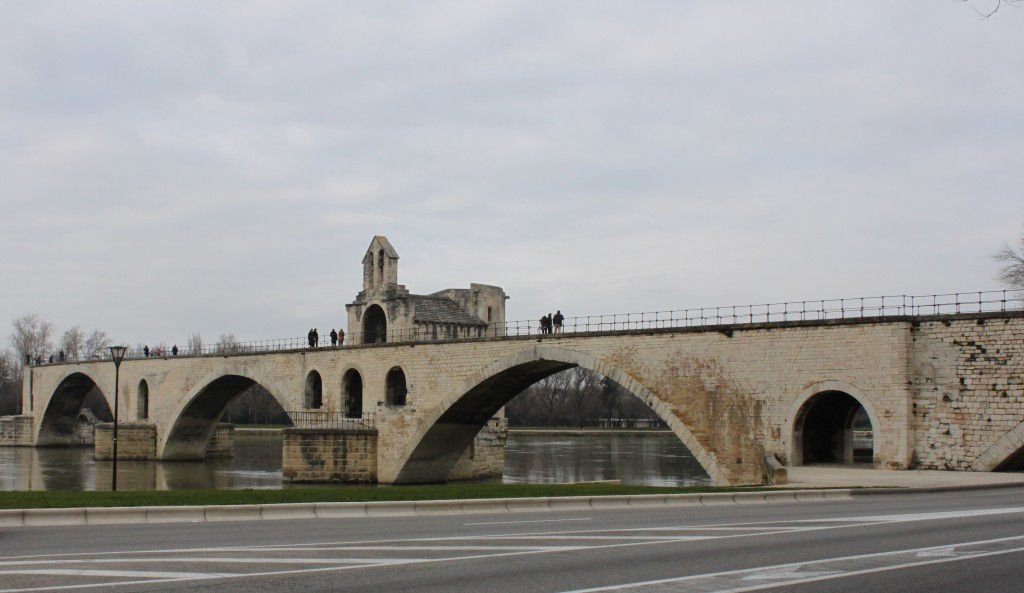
[
  {"xmin": 343, "ymin": 369, "xmax": 363, "ymax": 418},
  {"xmin": 163, "ymin": 375, "xmax": 290, "ymax": 460},
  {"xmin": 38, "ymin": 373, "xmax": 112, "ymax": 447},
  {"xmin": 363, "ymin": 304, "xmax": 387, "ymax": 344},
  {"xmin": 794, "ymin": 390, "xmax": 873, "ymax": 465},
  {"xmin": 395, "ymin": 359, "xmax": 577, "ymax": 483}
]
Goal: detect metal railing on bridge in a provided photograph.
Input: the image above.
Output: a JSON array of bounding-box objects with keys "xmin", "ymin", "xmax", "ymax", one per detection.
[
  {"xmin": 31, "ymin": 289, "xmax": 1024, "ymax": 365},
  {"xmin": 288, "ymin": 411, "xmax": 376, "ymax": 431}
]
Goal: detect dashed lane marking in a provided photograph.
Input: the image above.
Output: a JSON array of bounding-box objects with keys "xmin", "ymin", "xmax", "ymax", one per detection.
[{"xmin": 557, "ymin": 535, "xmax": 1024, "ymax": 593}]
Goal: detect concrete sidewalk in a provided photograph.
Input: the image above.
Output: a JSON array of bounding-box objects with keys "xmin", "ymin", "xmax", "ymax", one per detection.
[{"xmin": 785, "ymin": 465, "xmax": 1024, "ymax": 489}]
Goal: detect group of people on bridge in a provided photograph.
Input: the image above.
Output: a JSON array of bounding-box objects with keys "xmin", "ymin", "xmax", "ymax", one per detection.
[
  {"xmin": 539, "ymin": 310, "xmax": 564, "ymax": 334},
  {"xmin": 308, "ymin": 327, "xmax": 345, "ymax": 348}
]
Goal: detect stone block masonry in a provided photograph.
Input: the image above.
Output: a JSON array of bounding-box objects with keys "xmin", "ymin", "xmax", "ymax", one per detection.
[
  {"xmin": 282, "ymin": 428, "xmax": 378, "ymax": 483},
  {"xmin": 23, "ymin": 310, "xmax": 1024, "ymax": 486},
  {"xmin": 911, "ymin": 316, "xmax": 1024, "ymax": 470},
  {"xmin": 0, "ymin": 416, "xmax": 34, "ymax": 446},
  {"xmin": 94, "ymin": 423, "xmax": 156, "ymax": 460}
]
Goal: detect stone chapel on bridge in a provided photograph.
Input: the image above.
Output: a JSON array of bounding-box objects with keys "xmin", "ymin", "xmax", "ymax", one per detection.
[{"xmin": 345, "ymin": 236, "xmax": 508, "ymax": 345}]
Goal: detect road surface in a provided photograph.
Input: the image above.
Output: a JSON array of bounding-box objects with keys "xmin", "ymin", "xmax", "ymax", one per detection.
[{"xmin": 4, "ymin": 487, "xmax": 1024, "ymax": 592}]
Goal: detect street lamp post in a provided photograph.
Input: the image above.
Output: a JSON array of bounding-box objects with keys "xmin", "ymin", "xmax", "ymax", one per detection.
[{"xmin": 109, "ymin": 345, "xmax": 127, "ymax": 491}]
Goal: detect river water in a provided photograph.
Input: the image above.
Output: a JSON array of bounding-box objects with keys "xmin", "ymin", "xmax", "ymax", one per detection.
[{"xmin": 0, "ymin": 431, "xmax": 711, "ymax": 491}]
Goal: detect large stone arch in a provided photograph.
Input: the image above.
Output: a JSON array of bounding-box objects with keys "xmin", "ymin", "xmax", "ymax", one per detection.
[
  {"xmin": 786, "ymin": 380, "xmax": 879, "ymax": 466},
  {"xmin": 161, "ymin": 371, "xmax": 291, "ymax": 459},
  {"xmin": 971, "ymin": 420, "xmax": 1024, "ymax": 471},
  {"xmin": 37, "ymin": 371, "xmax": 111, "ymax": 446},
  {"xmin": 382, "ymin": 346, "xmax": 728, "ymax": 485}
]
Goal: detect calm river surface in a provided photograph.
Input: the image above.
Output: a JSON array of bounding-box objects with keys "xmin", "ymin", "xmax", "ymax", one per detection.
[{"xmin": 0, "ymin": 431, "xmax": 711, "ymax": 491}]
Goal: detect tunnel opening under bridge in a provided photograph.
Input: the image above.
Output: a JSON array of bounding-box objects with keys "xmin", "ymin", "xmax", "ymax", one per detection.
[
  {"xmin": 163, "ymin": 375, "xmax": 291, "ymax": 460},
  {"xmin": 38, "ymin": 373, "xmax": 113, "ymax": 447},
  {"xmin": 793, "ymin": 390, "xmax": 874, "ymax": 465},
  {"xmin": 392, "ymin": 352, "xmax": 716, "ymax": 486}
]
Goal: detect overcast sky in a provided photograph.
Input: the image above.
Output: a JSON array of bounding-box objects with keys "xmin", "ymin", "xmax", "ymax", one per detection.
[{"xmin": 1, "ymin": 1, "xmax": 1021, "ymax": 349}]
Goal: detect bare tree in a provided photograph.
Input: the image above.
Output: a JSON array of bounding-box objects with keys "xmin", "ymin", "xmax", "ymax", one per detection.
[
  {"xmin": 563, "ymin": 368, "xmax": 605, "ymax": 429},
  {"xmin": 956, "ymin": 0, "xmax": 1021, "ymax": 18},
  {"xmin": 10, "ymin": 314, "xmax": 54, "ymax": 364},
  {"xmin": 187, "ymin": 333, "xmax": 204, "ymax": 355},
  {"xmin": 994, "ymin": 224, "xmax": 1024, "ymax": 289},
  {"xmin": 217, "ymin": 333, "xmax": 239, "ymax": 354},
  {"xmin": 81, "ymin": 330, "xmax": 110, "ymax": 359},
  {"xmin": 59, "ymin": 326, "xmax": 84, "ymax": 361},
  {"xmin": 0, "ymin": 350, "xmax": 20, "ymax": 414}
]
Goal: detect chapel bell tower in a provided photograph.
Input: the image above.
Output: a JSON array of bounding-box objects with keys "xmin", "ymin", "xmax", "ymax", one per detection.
[{"xmin": 362, "ymin": 235, "xmax": 399, "ymax": 293}]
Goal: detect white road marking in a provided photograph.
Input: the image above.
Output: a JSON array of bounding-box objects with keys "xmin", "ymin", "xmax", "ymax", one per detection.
[
  {"xmin": 799, "ymin": 506, "xmax": 1024, "ymax": 524},
  {"xmin": 0, "ymin": 558, "xmax": 426, "ymax": 566},
  {"xmin": 5, "ymin": 505, "xmax": 1024, "ymax": 593},
  {"xmin": 0, "ymin": 569, "xmax": 231, "ymax": 579},
  {"xmin": 465, "ymin": 518, "xmax": 593, "ymax": 526},
  {"xmin": 556, "ymin": 534, "xmax": 1024, "ymax": 593}
]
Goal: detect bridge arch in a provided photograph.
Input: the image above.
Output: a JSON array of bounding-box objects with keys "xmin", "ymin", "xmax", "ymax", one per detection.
[
  {"xmin": 971, "ymin": 420, "xmax": 1024, "ymax": 471},
  {"xmin": 787, "ymin": 381, "xmax": 878, "ymax": 466},
  {"xmin": 161, "ymin": 370, "xmax": 290, "ymax": 460},
  {"xmin": 38, "ymin": 371, "xmax": 111, "ymax": 446},
  {"xmin": 387, "ymin": 346, "xmax": 727, "ymax": 485}
]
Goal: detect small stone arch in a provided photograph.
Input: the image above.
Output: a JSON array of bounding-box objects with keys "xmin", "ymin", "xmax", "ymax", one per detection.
[
  {"xmin": 137, "ymin": 380, "xmax": 149, "ymax": 420},
  {"xmin": 385, "ymin": 346, "xmax": 727, "ymax": 485},
  {"xmin": 38, "ymin": 371, "xmax": 112, "ymax": 446},
  {"xmin": 790, "ymin": 384, "xmax": 876, "ymax": 466},
  {"xmin": 342, "ymin": 367, "xmax": 364, "ymax": 418},
  {"xmin": 386, "ymin": 367, "xmax": 408, "ymax": 406},
  {"xmin": 363, "ymin": 304, "xmax": 388, "ymax": 344},
  {"xmin": 785, "ymin": 380, "xmax": 878, "ymax": 466},
  {"xmin": 304, "ymin": 370, "xmax": 323, "ymax": 409}
]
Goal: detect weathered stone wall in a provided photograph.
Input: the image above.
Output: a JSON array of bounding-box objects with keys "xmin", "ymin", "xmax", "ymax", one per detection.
[
  {"xmin": 282, "ymin": 428, "xmax": 377, "ymax": 482},
  {"xmin": 449, "ymin": 417, "xmax": 508, "ymax": 480},
  {"xmin": 94, "ymin": 423, "xmax": 157, "ymax": 460},
  {"xmin": 911, "ymin": 316, "xmax": 1024, "ymax": 470},
  {"xmin": 0, "ymin": 415, "xmax": 34, "ymax": 446},
  {"xmin": 206, "ymin": 424, "xmax": 235, "ymax": 458}
]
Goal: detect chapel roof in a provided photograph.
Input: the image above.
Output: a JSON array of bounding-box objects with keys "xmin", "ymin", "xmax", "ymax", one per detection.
[{"xmin": 410, "ymin": 295, "xmax": 488, "ymax": 326}]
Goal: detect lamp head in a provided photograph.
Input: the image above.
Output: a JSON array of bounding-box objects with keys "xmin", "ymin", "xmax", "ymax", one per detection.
[{"xmin": 109, "ymin": 345, "xmax": 127, "ymax": 366}]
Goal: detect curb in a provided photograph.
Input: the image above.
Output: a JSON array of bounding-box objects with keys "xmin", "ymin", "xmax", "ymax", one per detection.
[
  {"xmin": 0, "ymin": 489, "xmax": 854, "ymax": 528},
  {"xmin": 849, "ymin": 481, "xmax": 1024, "ymax": 496}
]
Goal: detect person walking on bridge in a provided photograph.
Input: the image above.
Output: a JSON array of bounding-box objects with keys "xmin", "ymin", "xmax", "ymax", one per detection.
[
  {"xmin": 553, "ymin": 310, "xmax": 564, "ymax": 334},
  {"xmin": 330, "ymin": 328, "xmax": 338, "ymax": 346}
]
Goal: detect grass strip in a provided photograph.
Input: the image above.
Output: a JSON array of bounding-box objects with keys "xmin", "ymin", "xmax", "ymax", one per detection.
[{"xmin": 0, "ymin": 483, "xmax": 760, "ymax": 510}]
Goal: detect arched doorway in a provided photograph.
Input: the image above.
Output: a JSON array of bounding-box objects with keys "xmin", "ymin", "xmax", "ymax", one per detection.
[
  {"xmin": 386, "ymin": 367, "xmax": 407, "ymax": 406},
  {"xmin": 305, "ymin": 370, "xmax": 323, "ymax": 409},
  {"xmin": 137, "ymin": 380, "xmax": 149, "ymax": 420},
  {"xmin": 363, "ymin": 304, "xmax": 387, "ymax": 344},
  {"xmin": 794, "ymin": 390, "xmax": 873, "ymax": 465},
  {"xmin": 343, "ymin": 369, "xmax": 363, "ymax": 418}
]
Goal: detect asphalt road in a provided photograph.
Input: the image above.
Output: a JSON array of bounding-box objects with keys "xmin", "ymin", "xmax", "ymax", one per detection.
[{"xmin": 4, "ymin": 487, "xmax": 1024, "ymax": 592}]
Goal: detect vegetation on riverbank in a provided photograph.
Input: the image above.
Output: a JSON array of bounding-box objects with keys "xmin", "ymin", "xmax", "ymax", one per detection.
[{"xmin": 0, "ymin": 482, "xmax": 758, "ymax": 509}]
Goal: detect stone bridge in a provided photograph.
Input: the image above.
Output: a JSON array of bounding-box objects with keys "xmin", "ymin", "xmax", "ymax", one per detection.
[{"xmin": 11, "ymin": 310, "xmax": 1024, "ymax": 485}]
